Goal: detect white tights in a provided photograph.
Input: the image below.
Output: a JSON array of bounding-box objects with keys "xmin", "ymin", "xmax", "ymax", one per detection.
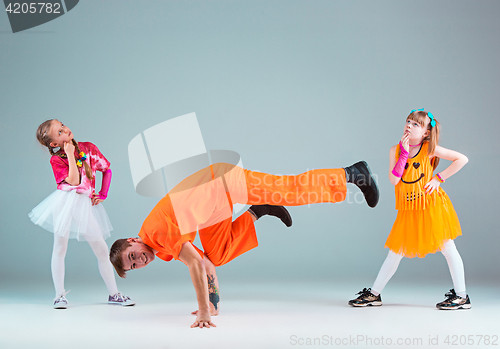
[
  {"xmin": 51, "ymin": 235, "xmax": 118, "ymax": 297},
  {"xmin": 371, "ymin": 240, "xmax": 466, "ymax": 298}
]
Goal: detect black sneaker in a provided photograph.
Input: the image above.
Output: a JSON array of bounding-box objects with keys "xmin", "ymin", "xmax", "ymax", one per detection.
[
  {"xmin": 436, "ymin": 289, "xmax": 471, "ymax": 310},
  {"xmin": 348, "ymin": 288, "xmax": 382, "ymax": 307}
]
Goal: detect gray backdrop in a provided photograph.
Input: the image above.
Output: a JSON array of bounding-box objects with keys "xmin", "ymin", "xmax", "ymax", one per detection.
[{"xmin": 1, "ymin": 0, "xmax": 498, "ymax": 290}]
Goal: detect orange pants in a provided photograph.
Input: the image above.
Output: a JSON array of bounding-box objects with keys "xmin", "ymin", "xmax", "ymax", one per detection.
[{"xmin": 193, "ymin": 165, "xmax": 347, "ymax": 266}]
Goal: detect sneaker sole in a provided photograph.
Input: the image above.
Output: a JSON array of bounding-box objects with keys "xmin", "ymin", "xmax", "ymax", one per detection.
[
  {"xmin": 437, "ymin": 304, "xmax": 471, "ymax": 310},
  {"xmin": 349, "ymin": 301, "xmax": 382, "ymax": 307},
  {"xmin": 108, "ymin": 302, "xmax": 136, "ymax": 306},
  {"xmin": 54, "ymin": 305, "xmax": 67, "ymax": 309},
  {"xmin": 282, "ymin": 207, "xmax": 293, "ymax": 227}
]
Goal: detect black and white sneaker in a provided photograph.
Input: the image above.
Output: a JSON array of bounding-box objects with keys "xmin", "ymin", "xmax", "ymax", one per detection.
[
  {"xmin": 436, "ymin": 289, "xmax": 471, "ymax": 310},
  {"xmin": 348, "ymin": 288, "xmax": 382, "ymax": 307}
]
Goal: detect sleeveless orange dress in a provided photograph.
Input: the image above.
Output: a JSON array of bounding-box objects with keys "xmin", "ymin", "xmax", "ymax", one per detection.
[{"xmin": 384, "ymin": 142, "xmax": 462, "ymax": 258}]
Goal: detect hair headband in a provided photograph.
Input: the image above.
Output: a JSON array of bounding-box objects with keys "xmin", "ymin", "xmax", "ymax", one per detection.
[{"xmin": 410, "ymin": 108, "xmax": 436, "ymax": 127}]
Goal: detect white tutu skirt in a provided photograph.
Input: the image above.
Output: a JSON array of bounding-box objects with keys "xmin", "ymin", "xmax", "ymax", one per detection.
[{"xmin": 29, "ymin": 190, "xmax": 113, "ymax": 241}]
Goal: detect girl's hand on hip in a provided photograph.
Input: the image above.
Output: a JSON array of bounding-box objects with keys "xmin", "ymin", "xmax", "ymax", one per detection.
[
  {"xmin": 424, "ymin": 177, "xmax": 440, "ymax": 195},
  {"xmin": 91, "ymin": 192, "xmax": 104, "ymax": 206}
]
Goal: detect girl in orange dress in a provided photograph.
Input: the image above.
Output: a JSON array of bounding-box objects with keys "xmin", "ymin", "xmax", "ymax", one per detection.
[{"xmin": 349, "ymin": 109, "xmax": 470, "ymax": 310}]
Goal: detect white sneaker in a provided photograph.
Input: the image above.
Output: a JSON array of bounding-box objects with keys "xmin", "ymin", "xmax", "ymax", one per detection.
[
  {"xmin": 108, "ymin": 292, "xmax": 136, "ymax": 306},
  {"xmin": 53, "ymin": 290, "xmax": 70, "ymax": 309}
]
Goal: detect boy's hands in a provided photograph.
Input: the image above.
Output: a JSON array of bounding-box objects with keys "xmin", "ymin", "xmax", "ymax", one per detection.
[
  {"xmin": 190, "ymin": 309, "xmax": 216, "ymax": 328},
  {"xmin": 191, "ymin": 302, "xmax": 219, "ymax": 316}
]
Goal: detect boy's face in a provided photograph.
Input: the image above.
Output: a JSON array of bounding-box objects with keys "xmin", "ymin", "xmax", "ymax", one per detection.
[{"xmin": 121, "ymin": 238, "xmax": 156, "ymax": 272}]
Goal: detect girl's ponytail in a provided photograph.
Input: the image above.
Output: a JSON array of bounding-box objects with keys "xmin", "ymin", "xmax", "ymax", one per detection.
[
  {"xmin": 424, "ymin": 116, "xmax": 440, "ymax": 170},
  {"xmin": 72, "ymin": 139, "xmax": 94, "ymax": 181}
]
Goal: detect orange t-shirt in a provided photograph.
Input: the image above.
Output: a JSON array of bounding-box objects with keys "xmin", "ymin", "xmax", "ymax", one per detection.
[{"xmin": 138, "ymin": 195, "xmax": 203, "ymax": 262}]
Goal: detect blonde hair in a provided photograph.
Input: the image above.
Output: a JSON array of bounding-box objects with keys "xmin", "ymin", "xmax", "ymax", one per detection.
[
  {"xmin": 36, "ymin": 119, "xmax": 94, "ymax": 180},
  {"xmin": 406, "ymin": 111, "xmax": 440, "ymax": 169}
]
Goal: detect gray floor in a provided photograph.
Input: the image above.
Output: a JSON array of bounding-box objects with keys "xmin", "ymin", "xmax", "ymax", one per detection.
[{"xmin": 1, "ymin": 280, "xmax": 497, "ymax": 349}]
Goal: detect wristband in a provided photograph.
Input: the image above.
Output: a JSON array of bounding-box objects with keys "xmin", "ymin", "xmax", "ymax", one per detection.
[
  {"xmin": 392, "ymin": 142, "xmax": 409, "ymax": 178},
  {"xmin": 436, "ymin": 172, "xmax": 445, "ymax": 183},
  {"xmin": 98, "ymin": 169, "xmax": 112, "ymax": 200}
]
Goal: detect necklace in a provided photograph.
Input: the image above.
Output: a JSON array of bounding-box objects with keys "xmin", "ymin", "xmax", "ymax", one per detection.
[{"xmin": 409, "ymin": 143, "xmax": 422, "ymax": 147}]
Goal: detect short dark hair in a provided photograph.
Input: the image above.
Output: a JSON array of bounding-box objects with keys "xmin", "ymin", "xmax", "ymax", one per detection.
[{"xmin": 109, "ymin": 239, "xmax": 132, "ymax": 278}]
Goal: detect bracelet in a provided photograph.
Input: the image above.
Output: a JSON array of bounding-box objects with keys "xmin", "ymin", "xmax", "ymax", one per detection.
[{"xmin": 436, "ymin": 172, "xmax": 445, "ymax": 183}]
